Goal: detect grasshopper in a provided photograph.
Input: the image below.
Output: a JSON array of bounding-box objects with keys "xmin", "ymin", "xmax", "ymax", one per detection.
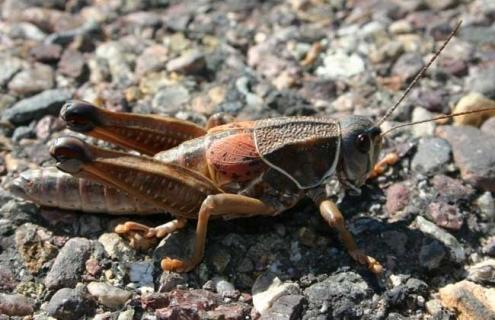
[{"xmin": 8, "ymin": 21, "xmax": 489, "ymax": 274}]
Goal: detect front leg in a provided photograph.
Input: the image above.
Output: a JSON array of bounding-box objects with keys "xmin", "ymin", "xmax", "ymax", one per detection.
[
  {"xmin": 318, "ymin": 200, "xmax": 383, "ymax": 274},
  {"xmin": 163, "ymin": 194, "xmax": 275, "ymax": 272}
]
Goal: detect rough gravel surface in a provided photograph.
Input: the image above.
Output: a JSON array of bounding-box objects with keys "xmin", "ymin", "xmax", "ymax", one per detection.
[{"xmin": 1, "ymin": 0, "xmax": 495, "ymax": 319}]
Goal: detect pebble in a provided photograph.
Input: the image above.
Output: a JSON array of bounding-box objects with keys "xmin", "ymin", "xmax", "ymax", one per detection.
[
  {"xmin": 95, "ymin": 41, "xmax": 134, "ymax": 87},
  {"xmin": 45, "ymin": 287, "xmax": 96, "ymax": 320},
  {"xmin": 316, "ymin": 50, "xmax": 365, "ymax": 79},
  {"xmin": 8, "ymin": 63, "xmax": 54, "ymax": 95},
  {"xmin": 2, "ymin": 88, "xmax": 72, "ymax": 125},
  {"xmin": 419, "ymin": 238, "xmax": 447, "ymax": 270},
  {"xmin": 465, "ymin": 65, "xmax": 495, "ymax": 99},
  {"xmin": 411, "ymin": 107, "xmax": 435, "ymax": 137},
  {"xmin": 425, "ymin": 0, "xmax": 458, "ymax": 10},
  {"xmin": 151, "ymin": 85, "xmax": 190, "ymax": 115},
  {"xmin": 385, "ymin": 182, "xmax": 410, "ymax": 217},
  {"xmin": 158, "ymin": 272, "xmax": 187, "ymax": 292},
  {"xmin": 414, "ymin": 216, "xmax": 465, "ymax": 263},
  {"xmin": 476, "ymin": 192, "xmax": 495, "ymax": 221},
  {"xmin": 0, "ymin": 293, "xmax": 33, "ymax": 316},
  {"xmin": 129, "ymin": 261, "xmax": 154, "ymax": 289},
  {"xmin": 87, "ymin": 282, "xmax": 132, "ymax": 309},
  {"xmin": 45, "ymin": 237, "xmax": 92, "ymax": 290},
  {"xmin": 452, "ymin": 93, "xmax": 495, "ymax": 127},
  {"xmin": 135, "ymin": 45, "xmax": 169, "ymax": 76},
  {"xmin": 481, "ymin": 117, "xmax": 495, "ymax": 136},
  {"xmin": 431, "ymin": 175, "xmax": 475, "ymax": 203},
  {"xmin": 30, "ymin": 44, "xmax": 63, "ymax": 63},
  {"xmin": 58, "ymin": 49, "xmax": 86, "ymax": 79},
  {"xmin": 98, "ymin": 232, "xmax": 136, "ymax": 261},
  {"xmin": 427, "ymin": 202, "xmax": 463, "ymax": 231},
  {"xmin": 166, "ymin": 49, "xmax": 206, "ymax": 74},
  {"xmin": 15, "ymin": 222, "xmax": 58, "ymax": 273},
  {"xmin": 436, "ymin": 125, "xmax": 495, "ymax": 192},
  {"xmin": 439, "ymin": 280, "xmax": 495, "ymax": 319},
  {"xmin": 252, "ymin": 271, "xmax": 301, "ymax": 314},
  {"xmin": 304, "ymin": 272, "xmax": 372, "ymax": 319},
  {"xmin": 467, "ymin": 259, "xmax": 495, "ymax": 285},
  {"xmin": 260, "ymin": 294, "xmax": 306, "ymax": 320},
  {"xmin": 411, "ymin": 138, "xmax": 451, "ymax": 175},
  {"xmin": 483, "ymin": 236, "xmax": 495, "ymax": 257},
  {"xmin": 392, "ymin": 52, "xmax": 424, "ymax": 83},
  {"xmin": 0, "ymin": 56, "xmax": 23, "ymax": 87}
]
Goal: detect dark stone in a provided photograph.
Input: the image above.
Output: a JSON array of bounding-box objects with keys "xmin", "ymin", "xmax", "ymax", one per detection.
[
  {"xmin": 419, "ymin": 238, "xmax": 447, "ymax": 270},
  {"xmin": 46, "ymin": 287, "xmax": 96, "ymax": 320},
  {"xmin": 385, "ymin": 285, "xmax": 408, "ymax": 307},
  {"xmin": 304, "ymin": 272, "xmax": 372, "ymax": 319},
  {"xmin": 166, "ymin": 49, "xmax": 206, "ymax": 75},
  {"xmin": 45, "ymin": 237, "xmax": 92, "ymax": 290},
  {"xmin": 436, "ymin": 125, "xmax": 495, "ymax": 192},
  {"xmin": 3, "ymin": 88, "xmax": 72, "ymax": 125}
]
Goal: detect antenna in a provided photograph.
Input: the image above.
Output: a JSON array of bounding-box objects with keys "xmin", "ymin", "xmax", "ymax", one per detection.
[
  {"xmin": 381, "ymin": 107, "xmax": 495, "ymax": 136},
  {"xmin": 375, "ymin": 20, "xmax": 462, "ymax": 127}
]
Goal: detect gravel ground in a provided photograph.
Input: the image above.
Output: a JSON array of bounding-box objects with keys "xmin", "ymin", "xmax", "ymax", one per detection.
[{"xmin": 1, "ymin": 0, "xmax": 495, "ymax": 319}]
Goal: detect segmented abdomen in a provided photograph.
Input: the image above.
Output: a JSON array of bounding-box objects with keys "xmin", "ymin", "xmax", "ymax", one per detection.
[{"xmin": 9, "ymin": 168, "xmax": 162, "ymax": 214}]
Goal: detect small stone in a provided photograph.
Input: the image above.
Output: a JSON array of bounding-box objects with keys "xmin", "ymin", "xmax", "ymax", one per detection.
[
  {"xmin": 411, "ymin": 138, "xmax": 451, "ymax": 175},
  {"xmin": 158, "ymin": 272, "xmax": 187, "ymax": 292},
  {"xmin": 414, "ymin": 216, "xmax": 465, "ymax": 263},
  {"xmin": 436, "ymin": 125, "xmax": 495, "ymax": 192},
  {"xmin": 2, "ymin": 88, "xmax": 72, "ymax": 125},
  {"xmin": 15, "ymin": 222, "xmax": 57, "ymax": 273},
  {"xmin": 141, "ymin": 292, "xmax": 170, "ymax": 310},
  {"xmin": 261, "ymin": 294, "xmax": 305, "ymax": 320},
  {"xmin": 45, "ymin": 287, "xmax": 96, "ymax": 320},
  {"xmin": 298, "ymin": 227, "xmax": 317, "ymax": 247},
  {"xmin": 476, "ymin": 192, "xmax": 495, "ymax": 221},
  {"xmin": 439, "ymin": 57, "xmax": 468, "ymax": 76},
  {"xmin": 465, "ymin": 65, "xmax": 495, "ymax": 99},
  {"xmin": 316, "ymin": 50, "xmax": 365, "ymax": 79},
  {"xmin": 166, "ymin": 49, "xmax": 206, "ymax": 74},
  {"xmin": 0, "ymin": 56, "xmax": 23, "ymax": 87},
  {"xmin": 12, "ymin": 125, "xmax": 34, "ymax": 142},
  {"xmin": 412, "ymin": 88, "xmax": 448, "ymax": 113},
  {"xmin": 45, "ymin": 237, "xmax": 92, "ymax": 290},
  {"xmin": 425, "ymin": 299, "xmax": 443, "ymax": 315},
  {"xmin": 95, "ymin": 41, "xmax": 134, "ymax": 87},
  {"xmin": 385, "ymin": 183, "xmax": 410, "ymax": 216},
  {"xmin": 0, "ymin": 293, "xmax": 33, "ymax": 316},
  {"xmin": 419, "ymin": 238, "xmax": 447, "ymax": 270},
  {"xmin": 452, "ymin": 93, "xmax": 495, "ymax": 127},
  {"xmin": 136, "ymin": 45, "xmax": 169, "ymax": 76},
  {"xmin": 439, "ymin": 280, "xmax": 495, "ymax": 319},
  {"xmin": 252, "ymin": 272, "xmax": 301, "ymax": 314},
  {"xmin": 87, "ymin": 282, "xmax": 132, "ymax": 309},
  {"xmin": 117, "ymin": 309, "xmax": 135, "ymax": 320},
  {"xmin": 481, "ymin": 117, "xmax": 495, "ymax": 136},
  {"xmin": 207, "ymin": 303, "xmax": 251, "ymax": 320},
  {"xmin": 389, "ymin": 20, "xmax": 413, "ymax": 34},
  {"xmin": 304, "ymin": 272, "xmax": 372, "ymax": 319},
  {"xmin": 151, "ymin": 85, "xmax": 190, "ymax": 115},
  {"xmin": 129, "ymin": 261, "xmax": 154, "ymax": 288},
  {"xmin": 98, "ymin": 232, "xmax": 136, "ymax": 261},
  {"xmin": 58, "ymin": 49, "xmax": 86, "ymax": 79},
  {"xmin": 467, "ymin": 259, "xmax": 495, "ymax": 285},
  {"xmin": 483, "ymin": 236, "xmax": 495, "ymax": 257},
  {"xmin": 428, "ymin": 202, "xmax": 463, "ymax": 231},
  {"xmin": 425, "ymin": 0, "xmax": 458, "ymax": 10},
  {"xmin": 392, "ymin": 52, "xmax": 424, "ymax": 83},
  {"xmin": 8, "ymin": 63, "xmax": 54, "ymax": 95},
  {"xmin": 411, "ymin": 107, "xmax": 435, "ymax": 137},
  {"xmin": 154, "ymin": 228, "xmax": 194, "ymax": 269},
  {"xmin": 30, "ymin": 44, "xmax": 63, "ymax": 63},
  {"xmin": 211, "ymin": 277, "xmax": 235, "ymax": 296},
  {"xmin": 431, "ymin": 175, "xmax": 475, "ymax": 203},
  {"xmin": 35, "ymin": 115, "xmax": 65, "ymax": 140}
]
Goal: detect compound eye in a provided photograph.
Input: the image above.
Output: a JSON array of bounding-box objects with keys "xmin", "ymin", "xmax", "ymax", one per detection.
[{"xmin": 355, "ymin": 133, "xmax": 371, "ymax": 153}]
